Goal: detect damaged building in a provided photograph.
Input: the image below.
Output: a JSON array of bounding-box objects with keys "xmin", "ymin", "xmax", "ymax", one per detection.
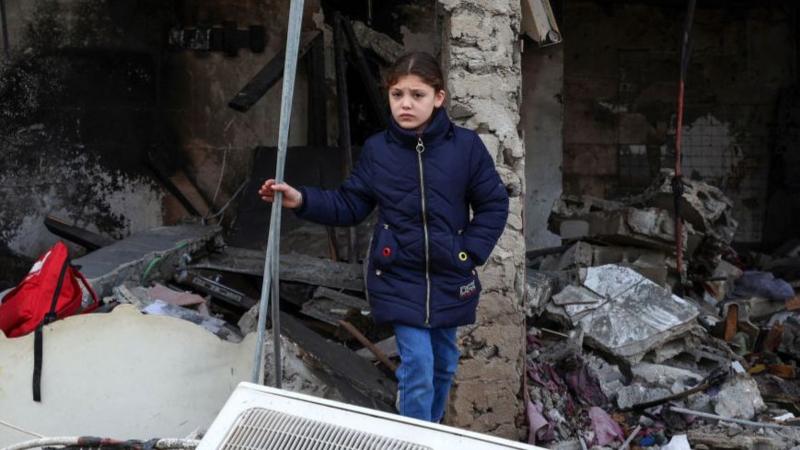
[{"xmin": 0, "ymin": 0, "xmax": 799, "ymax": 449}]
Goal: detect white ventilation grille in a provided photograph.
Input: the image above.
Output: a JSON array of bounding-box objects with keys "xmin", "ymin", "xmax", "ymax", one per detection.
[
  {"xmin": 219, "ymin": 408, "xmax": 431, "ymax": 450},
  {"xmin": 198, "ymin": 383, "xmax": 543, "ymax": 450}
]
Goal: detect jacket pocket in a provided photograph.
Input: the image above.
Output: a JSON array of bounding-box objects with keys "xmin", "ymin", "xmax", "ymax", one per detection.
[
  {"xmin": 371, "ymin": 223, "xmax": 398, "ymax": 270},
  {"xmin": 450, "ymin": 234, "xmax": 476, "ymax": 273},
  {"xmin": 431, "ymin": 232, "xmax": 474, "ymax": 275}
]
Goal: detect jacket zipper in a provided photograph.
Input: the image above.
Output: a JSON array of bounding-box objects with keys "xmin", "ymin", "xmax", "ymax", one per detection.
[{"xmin": 416, "ymin": 137, "xmax": 432, "ymax": 326}]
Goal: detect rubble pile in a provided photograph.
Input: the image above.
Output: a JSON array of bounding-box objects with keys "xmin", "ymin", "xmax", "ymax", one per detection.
[{"xmin": 527, "ymin": 174, "xmax": 800, "ymax": 449}]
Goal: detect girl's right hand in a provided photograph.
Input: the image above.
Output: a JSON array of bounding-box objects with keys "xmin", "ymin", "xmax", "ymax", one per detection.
[{"xmin": 258, "ymin": 179, "xmax": 303, "ymax": 209}]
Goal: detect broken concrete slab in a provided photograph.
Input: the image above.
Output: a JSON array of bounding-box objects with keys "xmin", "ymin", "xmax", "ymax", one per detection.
[
  {"xmin": 562, "ymin": 265, "xmax": 700, "ymax": 363},
  {"xmin": 74, "ymin": 224, "xmax": 221, "ymax": 298},
  {"xmin": 543, "ymin": 241, "xmax": 669, "ymax": 285},
  {"xmin": 549, "ymin": 196, "xmax": 694, "ymax": 255}
]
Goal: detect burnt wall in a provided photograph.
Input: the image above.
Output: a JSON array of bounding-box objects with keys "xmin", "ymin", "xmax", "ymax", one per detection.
[
  {"xmin": 0, "ymin": 0, "xmax": 322, "ymax": 286},
  {"xmin": 562, "ymin": 1, "xmax": 797, "ymax": 243},
  {"xmin": 0, "ymin": 0, "xmax": 173, "ymax": 286}
]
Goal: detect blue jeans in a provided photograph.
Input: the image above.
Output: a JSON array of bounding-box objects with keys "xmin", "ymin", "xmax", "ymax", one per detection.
[{"xmin": 393, "ymin": 324, "xmax": 460, "ymax": 422}]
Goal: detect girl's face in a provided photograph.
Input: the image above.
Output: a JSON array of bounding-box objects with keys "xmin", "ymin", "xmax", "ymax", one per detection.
[{"xmin": 388, "ymin": 74, "xmax": 445, "ymax": 133}]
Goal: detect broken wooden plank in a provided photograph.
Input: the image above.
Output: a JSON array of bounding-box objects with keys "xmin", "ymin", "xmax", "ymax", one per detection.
[
  {"xmin": 167, "ymin": 169, "xmax": 212, "ymax": 217},
  {"xmin": 44, "ymin": 215, "xmax": 115, "ymax": 251},
  {"xmin": 333, "ymin": 12, "xmax": 359, "ymax": 263},
  {"xmin": 280, "ymin": 312, "xmax": 396, "ymax": 411},
  {"xmin": 228, "ymin": 31, "xmax": 320, "ymax": 112},
  {"xmin": 300, "ymin": 298, "xmax": 352, "ymax": 325},
  {"xmin": 313, "ymin": 286, "xmax": 367, "ymax": 308},
  {"xmin": 193, "ymin": 248, "xmax": 364, "ymax": 291},
  {"xmin": 356, "ymin": 335, "xmax": 398, "ymax": 361},
  {"xmin": 338, "ymin": 320, "xmax": 397, "ymax": 372}
]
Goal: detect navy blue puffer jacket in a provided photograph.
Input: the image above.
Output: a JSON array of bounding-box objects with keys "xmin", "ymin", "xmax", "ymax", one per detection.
[{"xmin": 296, "ymin": 108, "xmax": 509, "ymax": 328}]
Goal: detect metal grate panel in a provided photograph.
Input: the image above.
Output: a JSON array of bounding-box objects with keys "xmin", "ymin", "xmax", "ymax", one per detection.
[{"xmin": 218, "ymin": 407, "xmax": 433, "ymax": 450}]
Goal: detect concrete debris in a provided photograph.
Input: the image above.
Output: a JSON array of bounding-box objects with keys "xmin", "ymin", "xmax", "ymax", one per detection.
[
  {"xmin": 527, "ymin": 171, "xmax": 799, "ymax": 448},
  {"xmin": 616, "ymin": 384, "xmax": 671, "ymax": 410},
  {"xmin": 541, "ymin": 241, "xmax": 668, "ymax": 285},
  {"xmin": 706, "ymin": 260, "xmax": 743, "ymax": 302},
  {"xmin": 630, "ymin": 362, "xmax": 704, "ymax": 390},
  {"xmin": 715, "ymin": 375, "xmax": 766, "ymax": 420},
  {"xmin": 550, "ymin": 197, "xmax": 694, "ymax": 255},
  {"xmin": 630, "ymin": 169, "xmax": 738, "ymax": 245},
  {"xmin": 525, "ymin": 270, "xmax": 560, "ymax": 317},
  {"xmin": 550, "ymin": 265, "xmax": 699, "ymax": 363}
]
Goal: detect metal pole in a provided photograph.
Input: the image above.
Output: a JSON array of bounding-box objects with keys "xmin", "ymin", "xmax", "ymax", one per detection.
[
  {"xmin": 252, "ymin": 0, "xmax": 305, "ymax": 387},
  {"xmin": 0, "ymin": 0, "xmax": 10, "ymax": 60},
  {"xmin": 672, "ymin": 0, "xmax": 696, "ymax": 296}
]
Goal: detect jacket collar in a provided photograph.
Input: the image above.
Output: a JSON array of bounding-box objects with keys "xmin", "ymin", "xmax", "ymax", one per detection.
[{"xmin": 386, "ymin": 107, "xmax": 454, "ymax": 148}]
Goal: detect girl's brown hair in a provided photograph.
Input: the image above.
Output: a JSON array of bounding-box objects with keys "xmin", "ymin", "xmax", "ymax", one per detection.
[{"xmin": 384, "ymin": 51, "xmax": 445, "ymax": 92}]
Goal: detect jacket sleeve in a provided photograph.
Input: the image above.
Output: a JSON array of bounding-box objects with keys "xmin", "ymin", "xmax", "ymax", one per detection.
[
  {"xmin": 294, "ymin": 145, "xmax": 376, "ymax": 227},
  {"xmin": 462, "ymin": 135, "xmax": 509, "ymax": 266}
]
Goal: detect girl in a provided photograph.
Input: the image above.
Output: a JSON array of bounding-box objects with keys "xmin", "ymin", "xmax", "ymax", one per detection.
[{"xmin": 259, "ymin": 51, "xmax": 509, "ymax": 423}]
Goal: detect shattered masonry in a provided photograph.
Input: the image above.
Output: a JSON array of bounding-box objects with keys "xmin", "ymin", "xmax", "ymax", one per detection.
[{"xmin": 439, "ymin": 0, "xmax": 527, "ymax": 439}]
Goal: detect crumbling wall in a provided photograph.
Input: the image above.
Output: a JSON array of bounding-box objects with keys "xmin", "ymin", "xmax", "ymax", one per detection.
[
  {"xmin": 562, "ymin": 1, "xmax": 796, "ymax": 243},
  {"xmin": 439, "ymin": 0, "xmax": 526, "ymax": 439}
]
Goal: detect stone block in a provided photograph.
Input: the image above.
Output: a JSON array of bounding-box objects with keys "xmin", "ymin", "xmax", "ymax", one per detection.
[{"xmin": 713, "ymin": 375, "xmax": 765, "ymax": 420}]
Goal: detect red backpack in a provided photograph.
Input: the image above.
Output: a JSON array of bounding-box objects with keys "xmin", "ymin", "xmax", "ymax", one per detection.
[{"xmin": 0, "ymin": 241, "xmax": 100, "ymax": 401}]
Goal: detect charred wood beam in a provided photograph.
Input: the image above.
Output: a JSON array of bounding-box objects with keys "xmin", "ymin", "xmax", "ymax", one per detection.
[
  {"xmin": 305, "ymin": 33, "xmax": 340, "ymax": 262},
  {"xmin": 280, "ymin": 312, "xmax": 396, "ymax": 411},
  {"xmin": 143, "ymin": 159, "xmax": 202, "ymax": 217},
  {"xmin": 191, "ymin": 247, "xmax": 364, "ymax": 292},
  {"xmin": 338, "ymin": 319, "xmax": 397, "ymax": 373},
  {"xmin": 340, "ymin": 15, "xmax": 387, "ymax": 128},
  {"xmin": 313, "ymin": 286, "xmax": 367, "ymax": 308},
  {"xmin": 228, "ymin": 31, "xmax": 320, "ymax": 112},
  {"xmin": 43, "ymin": 215, "xmax": 115, "ymax": 251},
  {"xmin": 333, "ymin": 12, "xmax": 358, "ymax": 263},
  {"xmin": 306, "ymin": 33, "xmax": 327, "ymax": 146}
]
